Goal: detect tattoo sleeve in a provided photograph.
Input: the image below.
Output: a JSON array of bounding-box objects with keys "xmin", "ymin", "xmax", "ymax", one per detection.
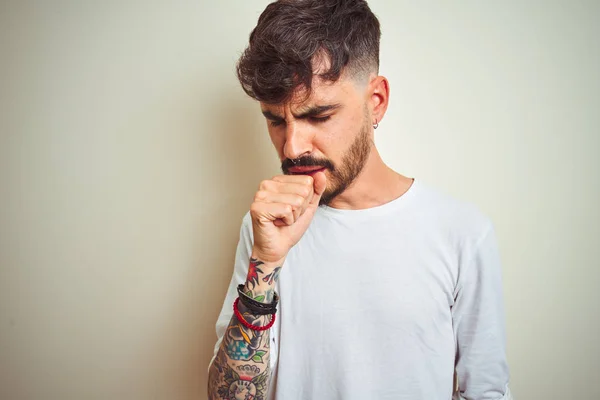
[{"xmin": 208, "ymin": 258, "xmax": 282, "ymax": 400}]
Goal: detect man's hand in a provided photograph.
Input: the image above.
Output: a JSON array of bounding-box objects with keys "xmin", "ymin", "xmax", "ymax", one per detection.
[{"xmin": 250, "ymin": 171, "xmax": 327, "ymax": 264}]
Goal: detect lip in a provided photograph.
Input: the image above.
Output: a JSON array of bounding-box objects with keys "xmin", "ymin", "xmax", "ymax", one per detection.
[{"xmin": 288, "ymin": 166, "xmax": 327, "ymax": 175}]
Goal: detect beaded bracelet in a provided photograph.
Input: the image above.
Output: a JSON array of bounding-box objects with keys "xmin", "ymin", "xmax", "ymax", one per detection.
[
  {"xmin": 233, "ymin": 298, "xmax": 276, "ymax": 331},
  {"xmin": 236, "ymin": 284, "xmax": 279, "ymax": 315}
]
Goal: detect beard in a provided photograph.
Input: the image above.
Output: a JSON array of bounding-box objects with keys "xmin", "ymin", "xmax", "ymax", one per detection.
[{"xmin": 281, "ymin": 110, "xmax": 373, "ymax": 206}]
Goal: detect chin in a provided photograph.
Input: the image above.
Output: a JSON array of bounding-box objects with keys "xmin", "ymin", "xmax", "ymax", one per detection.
[{"xmin": 319, "ymin": 189, "xmax": 335, "ymax": 206}]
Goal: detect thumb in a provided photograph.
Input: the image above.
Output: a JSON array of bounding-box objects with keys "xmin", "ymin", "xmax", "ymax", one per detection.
[
  {"xmin": 295, "ymin": 171, "xmax": 327, "ymax": 227},
  {"xmin": 310, "ymin": 171, "xmax": 327, "ymax": 206}
]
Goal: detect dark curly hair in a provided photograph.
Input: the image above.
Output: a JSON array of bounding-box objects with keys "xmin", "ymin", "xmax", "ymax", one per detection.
[{"xmin": 236, "ymin": 0, "xmax": 381, "ymax": 104}]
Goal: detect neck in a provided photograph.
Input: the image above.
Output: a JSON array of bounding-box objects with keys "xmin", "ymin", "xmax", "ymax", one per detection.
[{"xmin": 327, "ymin": 147, "xmax": 413, "ymax": 210}]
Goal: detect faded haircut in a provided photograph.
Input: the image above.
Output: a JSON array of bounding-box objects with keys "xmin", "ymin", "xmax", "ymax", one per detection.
[{"xmin": 236, "ymin": 0, "xmax": 381, "ymax": 104}]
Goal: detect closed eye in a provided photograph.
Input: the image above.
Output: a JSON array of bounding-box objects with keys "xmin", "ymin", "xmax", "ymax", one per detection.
[
  {"xmin": 269, "ymin": 119, "xmax": 285, "ymax": 127},
  {"xmin": 309, "ymin": 116, "xmax": 330, "ymax": 123},
  {"xmin": 267, "ymin": 115, "xmax": 330, "ymax": 127}
]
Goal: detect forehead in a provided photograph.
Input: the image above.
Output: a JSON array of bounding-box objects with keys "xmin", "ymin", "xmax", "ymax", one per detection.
[{"xmin": 261, "ymin": 74, "xmax": 361, "ymax": 114}]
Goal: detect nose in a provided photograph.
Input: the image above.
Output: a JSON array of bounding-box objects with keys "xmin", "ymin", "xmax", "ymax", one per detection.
[{"xmin": 283, "ymin": 120, "xmax": 312, "ymax": 160}]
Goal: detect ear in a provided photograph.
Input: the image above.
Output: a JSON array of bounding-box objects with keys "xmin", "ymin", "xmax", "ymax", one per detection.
[{"xmin": 368, "ymin": 76, "xmax": 390, "ymax": 125}]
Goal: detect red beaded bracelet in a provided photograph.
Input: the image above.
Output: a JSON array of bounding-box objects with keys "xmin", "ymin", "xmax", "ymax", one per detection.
[{"xmin": 233, "ymin": 297, "xmax": 276, "ymax": 331}]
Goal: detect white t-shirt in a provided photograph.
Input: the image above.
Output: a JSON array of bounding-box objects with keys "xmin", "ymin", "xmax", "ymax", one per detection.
[{"xmin": 211, "ymin": 180, "xmax": 512, "ymax": 399}]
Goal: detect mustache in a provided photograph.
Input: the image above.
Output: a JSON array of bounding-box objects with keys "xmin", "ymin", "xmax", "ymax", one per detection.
[{"xmin": 281, "ymin": 156, "xmax": 335, "ymax": 174}]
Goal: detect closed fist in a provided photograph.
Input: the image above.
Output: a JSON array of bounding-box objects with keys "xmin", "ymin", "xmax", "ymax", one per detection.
[{"xmin": 250, "ymin": 171, "xmax": 327, "ymax": 264}]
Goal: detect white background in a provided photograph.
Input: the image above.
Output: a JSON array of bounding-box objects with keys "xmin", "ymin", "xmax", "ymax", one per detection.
[{"xmin": 1, "ymin": 1, "xmax": 598, "ymax": 399}]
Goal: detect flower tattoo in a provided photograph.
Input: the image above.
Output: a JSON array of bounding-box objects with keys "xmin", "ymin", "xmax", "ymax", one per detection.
[{"xmin": 247, "ymin": 258, "xmax": 264, "ymax": 289}]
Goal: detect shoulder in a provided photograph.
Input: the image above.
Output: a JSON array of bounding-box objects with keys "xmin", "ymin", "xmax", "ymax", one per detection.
[
  {"xmin": 241, "ymin": 211, "xmax": 253, "ymax": 233},
  {"xmin": 412, "ymin": 180, "xmax": 493, "ymax": 244},
  {"xmin": 242, "ymin": 211, "xmax": 253, "ymax": 231},
  {"xmin": 233, "ymin": 211, "xmax": 254, "ymax": 248}
]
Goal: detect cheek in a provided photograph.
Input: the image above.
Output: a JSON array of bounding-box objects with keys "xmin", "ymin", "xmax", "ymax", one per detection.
[{"xmin": 319, "ymin": 119, "xmax": 355, "ymax": 159}]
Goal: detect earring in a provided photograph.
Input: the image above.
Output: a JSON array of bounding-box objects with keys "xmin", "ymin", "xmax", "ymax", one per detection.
[{"xmin": 373, "ymin": 119, "xmax": 379, "ymax": 129}]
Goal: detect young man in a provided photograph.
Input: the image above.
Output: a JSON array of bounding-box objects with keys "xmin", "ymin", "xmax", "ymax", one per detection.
[{"xmin": 208, "ymin": 1, "xmax": 512, "ymax": 399}]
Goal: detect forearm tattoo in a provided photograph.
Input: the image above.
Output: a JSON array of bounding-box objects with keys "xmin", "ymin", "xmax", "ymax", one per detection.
[{"xmin": 208, "ymin": 258, "xmax": 281, "ymax": 400}]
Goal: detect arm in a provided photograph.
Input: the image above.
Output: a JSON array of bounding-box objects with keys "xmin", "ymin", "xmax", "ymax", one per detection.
[
  {"xmin": 452, "ymin": 224, "xmax": 513, "ymax": 399},
  {"xmin": 208, "ymin": 256, "xmax": 282, "ymax": 400},
  {"xmin": 208, "ymin": 171, "xmax": 327, "ymax": 399}
]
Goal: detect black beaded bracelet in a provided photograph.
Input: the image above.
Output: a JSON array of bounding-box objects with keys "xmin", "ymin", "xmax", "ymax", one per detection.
[{"xmin": 237, "ymin": 284, "xmax": 279, "ymax": 315}]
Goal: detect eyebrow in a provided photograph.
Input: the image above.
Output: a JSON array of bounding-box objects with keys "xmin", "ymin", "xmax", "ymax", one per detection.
[{"xmin": 261, "ymin": 103, "xmax": 342, "ymax": 121}]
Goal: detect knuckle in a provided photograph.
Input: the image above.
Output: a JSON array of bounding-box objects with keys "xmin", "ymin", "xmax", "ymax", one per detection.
[
  {"xmin": 299, "ymin": 187, "xmax": 310, "ymax": 197},
  {"xmin": 303, "ymin": 176, "xmax": 314, "ymax": 185},
  {"xmin": 254, "ymin": 190, "xmax": 268, "ymax": 201},
  {"xmin": 259, "ymin": 179, "xmax": 271, "ymax": 190},
  {"xmin": 293, "ymin": 195, "xmax": 304, "ymax": 206}
]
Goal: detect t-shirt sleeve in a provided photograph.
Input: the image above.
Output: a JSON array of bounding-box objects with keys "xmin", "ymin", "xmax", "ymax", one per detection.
[
  {"xmin": 452, "ymin": 223, "xmax": 513, "ymax": 399},
  {"xmin": 208, "ymin": 213, "xmax": 253, "ymax": 371}
]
